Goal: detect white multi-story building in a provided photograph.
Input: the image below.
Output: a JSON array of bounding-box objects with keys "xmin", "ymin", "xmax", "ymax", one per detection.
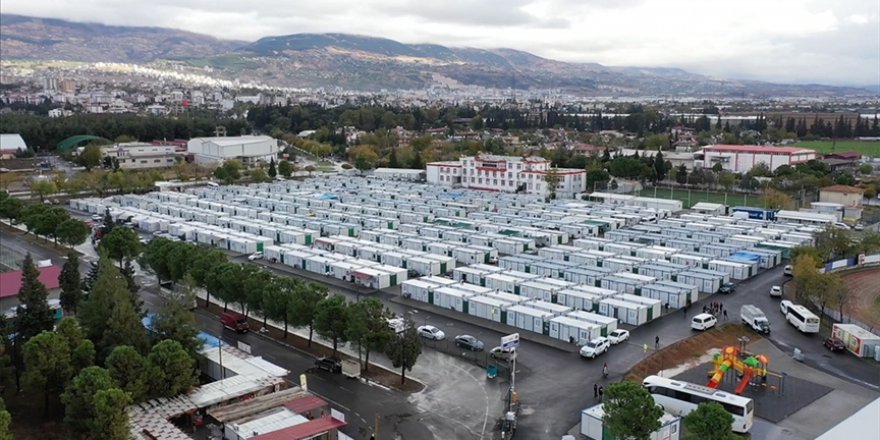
[
  {"xmin": 187, "ymin": 135, "xmax": 279, "ymax": 166},
  {"xmin": 426, "ymin": 154, "xmax": 586, "ymax": 198},
  {"xmin": 102, "ymin": 143, "xmax": 177, "ymax": 169},
  {"xmin": 699, "ymin": 145, "xmax": 817, "ymax": 173}
]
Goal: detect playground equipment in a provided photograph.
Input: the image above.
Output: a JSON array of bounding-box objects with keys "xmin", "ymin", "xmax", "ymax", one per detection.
[{"xmin": 707, "ymin": 346, "xmax": 769, "ymax": 394}]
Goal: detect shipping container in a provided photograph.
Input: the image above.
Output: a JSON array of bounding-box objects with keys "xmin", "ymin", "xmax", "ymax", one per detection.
[
  {"xmin": 616, "ymin": 293, "xmax": 662, "ymax": 321},
  {"xmin": 675, "ymin": 269, "xmax": 726, "ymax": 293},
  {"xmin": 600, "ymin": 273, "xmax": 655, "ymax": 295},
  {"xmin": 453, "ymin": 266, "xmax": 489, "ymax": 285},
  {"xmin": 599, "ymin": 298, "xmax": 650, "ymax": 326},
  {"xmin": 505, "ymin": 305, "xmax": 553, "ymax": 334},
  {"xmin": 566, "ymin": 310, "xmax": 618, "ymax": 336},
  {"xmin": 652, "ymin": 280, "xmax": 699, "ymax": 305},
  {"xmin": 708, "ymin": 259, "xmax": 751, "ymax": 281},
  {"xmin": 555, "ymin": 289, "xmax": 602, "ymax": 313},
  {"xmin": 484, "ymin": 273, "xmax": 521, "ymax": 294},
  {"xmin": 401, "ymin": 279, "xmax": 435, "ymax": 303},
  {"xmin": 831, "ymin": 324, "xmax": 880, "ymax": 358},
  {"xmin": 669, "ymin": 253, "xmax": 709, "ymax": 269},
  {"xmin": 549, "ymin": 316, "xmax": 601, "ymax": 344},
  {"xmin": 432, "ymin": 287, "xmax": 474, "ymax": 313},
  {"xmin": 467, "ymin": 295, "xmax": 511, "ymax": 323},
  {"xmin": 350, "ymin": 267, "xmax": 395, "ymax": 289}
]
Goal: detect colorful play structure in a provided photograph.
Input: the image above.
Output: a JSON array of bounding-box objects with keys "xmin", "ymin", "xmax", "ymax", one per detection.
[{"xmin": 707, "ymin": 346, "xmax": 770, "ymax": 394}]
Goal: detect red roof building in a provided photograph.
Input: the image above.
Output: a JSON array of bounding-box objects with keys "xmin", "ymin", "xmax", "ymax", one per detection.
[
  {"xmin": 0, "ymin": 265, "xmax": 62, "ymax": 309},
  {"xmin": 700, "ymin": 145, "xmax": 817, "ymax": 174}
]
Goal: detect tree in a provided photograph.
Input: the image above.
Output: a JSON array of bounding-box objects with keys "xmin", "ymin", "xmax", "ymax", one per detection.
[
  {"xmin": 762, "ymin": 189, "xmax": 793, "ymax": 210},
  {"xmin": 349, "ymin": 145, "xmax": 380, "ymax": 171},
  {"xmin": 214, "ymin": 159, "xmax": 242, "ymax": 184},
  {"xmin": 289, "ymin": 282, "xmax": 328, "ymax": 347},
  {"xmin": 263, "ymin": 278, "xmax": 296, "ymax": 338},
  {"xmin": 15, "ymin": 253, "xmax": 55, "ymax": 343},
  {"xmin": 55, "ymin": 219, "xmax": 90, "ymax": 248},
  {"xmin": 718, "ymin": 171, "xmax": 736, "ymax": 192},
  {"xmin": 602, "ymin": 381, "xmax": 663, "ymax": 440},
  {"xmin": 268, "ymin": 157, "xmax": 277, "ymax": 178},
  {"xmin": 652, "ymin": 151, "xmax": 667, "ymax": 181},
  {"xmin": 250, "ymin": 167, "xmax": 270, "ymax": 183},
  {"xmin": 278, "ymin": 160, "xmax": 293, "ymax": 178},
  {"xmin": 747, "ymin": 162, "xmax": 772, "ymax": 178},
  {"xmin": 29, "ymin": 179, "xmax": 57, "ymax": 202},
  {"xmin": 79, "ymin": 145, "xmax": 103, "ymax": 171},
  {"xmin": 79, "ymin": 258, "xmax": 134, "ymax": 345},
  {"xmin": 106, "ymin": 345, "xmax": 148, "ymax": 402},
  {"xmin": 98, "ymin": 227, "xmax": 142, "ymax": 267},
  {"xmin": 151, "ymin": 275, "xmax": 200, "ymax": 355},
  {"xmin": 92, "ymin": 388, "xmax": 132, "ymax": 440},
  {"xmin": 792, "ymin": 254, "xmax": 822, "ymax": 304},
  {"xmin": 23, "ymin": 332, "xmax": 72, "ymax": 416},
  {"xmin": 61, "ymin": 366, "xmax": 114, "ymax": 436},
  {"xmin": 385, "ymin": 318, "xmax": 421, "ymax": 385},
  {"xmin": 675, "ymin": 164, "xmax": 688, "ymax": 185},
  {"xmin": 0, "ymin": 398, "xmax": 11, "ymax": 440},
  {"xmin": 145, "ymin": 339, "xmax": 198, "ymax": 398},
  {"xmin": 314, "ymin": 295, "xmax": 350, "ymax": 358},
  {"xmin": 0, "ymin": 196, "xmax": 24, "ymax": 223},
  {"xmin": 304, "ymin": 165, "xmax": 316, "ymax": 176},
  {"xmin": 99, "ymin": 287, "xmax": 149, "ymax": 359},
  {"xmin": 684, "ymin": 402, "xmax": 736, "ymax": 440},
  {"xmin": 56, "ymin": 317, "xmax": 94, "ymax": 370},
  {"xmin": 347, "ymin": 298, "xmax": 394, "ymax": 372}
]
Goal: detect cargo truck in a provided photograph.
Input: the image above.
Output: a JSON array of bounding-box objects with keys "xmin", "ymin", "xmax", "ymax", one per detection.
[{"xmin": 740, "ymin": 304, "xmax": 770, "ymax": 334}]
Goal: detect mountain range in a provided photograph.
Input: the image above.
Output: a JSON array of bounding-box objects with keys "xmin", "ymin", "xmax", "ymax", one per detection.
[{"xmin": 0, "ymin": 14, "xmax": 871, "ymax": 97}]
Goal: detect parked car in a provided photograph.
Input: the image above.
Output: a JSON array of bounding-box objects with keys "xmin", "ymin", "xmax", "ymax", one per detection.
[
  {"xmin": 719, "ymin": 282, "xmax": 736, "ymax": 294},
  {"xmin": 489, "ymin": 346, "xmax": 516, "ymax": 361},
  {"xmin": 417, "ymin": 325, "xmax": 445, "ymax": 341},
  {"xmin": 91, "ymin": 214, "xmax": 103, "ymax": 222},
  {"xmin": 691, "ymin": 313, "xmax": 717, "ymax": 331},
  {"xmin": 579, "ymin": 337, "xmax": 610, "ymax": 359},
  {"xmin": 315, "ymin": 357, "xmax": 341, "ymax": 373},
  {"xmin": 824, "ymin": 337, "xmax": 846, "ymax": 352},
  {"xmin": 770, "ymin": 285, "xmax": 782, "ymax": 297},
  {"xmin": 780, "ymin": 299, "xmax": 793, "ymax": 315},
  {"xmin": 607, "ymin": 329, "xmax": 630, "ymax": 345},
  {"xmin": 454, "ymin": 335, "xmax": 485, "ymax": 351},
  {"xmin": 248, "ymin": 252, "xmax": 264, "ymax": 261}
]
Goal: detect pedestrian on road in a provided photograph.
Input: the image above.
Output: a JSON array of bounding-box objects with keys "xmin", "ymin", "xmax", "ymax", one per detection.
[
  {"xmin": 720, "ymin": 303, "xmax": 724, "ymax": 312},
  {"xmin": 683, "ymin": 306, "xmax": 687, "ymax": 317},
  {"xmin": 723, "ymin": 310, "xmax": 728, "ymax": 321},
  {"xmin": 703, "ymin": 305, "xmax": 707, "ymax": 314},
  {"xmin": 598, "ymin": 386, "xmax": 604, "ymax": 400},
  {"xmin": 655, "ymin": 336, "xmax": 660, "ymax": 350},
  {"xmin": 603, "ymin": 363, "xmax": 608, "ymax": 378},
  {"xmin": 643, "ymin": 343, "xmax": 648, "ymax": 354},
  {"xmin": 594, "ymin": 383, "xmax": 599, "ymax": 398}
]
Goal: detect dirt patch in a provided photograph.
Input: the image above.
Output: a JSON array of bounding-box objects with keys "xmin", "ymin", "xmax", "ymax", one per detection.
[
  {"xmin": 841, "ymin": 268, "xmax": 880, "ymax": 329},
  {"xmin": 626, "ymin": 323, "xmax": 761, "ymax": 382},
  {"xmin": 202, "ymin": 302, "xmax": 424, "ymax": 393}
]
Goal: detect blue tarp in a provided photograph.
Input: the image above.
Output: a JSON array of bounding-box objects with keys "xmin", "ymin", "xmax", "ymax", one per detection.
[
  {"xmin": 729, "ymin": 252, "xmax": 761, "ymax": 263},
  {"xmin": 197, "ymin": 332, "xmax": 222, "ymax": 349},
  {"xmin": 319, "ymin": 193, "xmax": 339, "ymax": 200}
]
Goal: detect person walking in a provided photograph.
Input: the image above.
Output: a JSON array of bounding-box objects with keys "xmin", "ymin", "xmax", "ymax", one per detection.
[
  {"xmin": 655, "ymin": 336, "xmax": 660, "ymax": 350},
  {"xmin": 598, "ymin": 386, "xmax": 604, "ymax": 400},
  {"xmin": 594, "ymin": 383, "xmax": 599, "ymax": 398},
  {"xmin": 603, "ymin": 363, "xmax": 608, "ymax": 378},
  {"xmin": 723, "ymin": 309, "xmax": 728, "ymax": 321}
]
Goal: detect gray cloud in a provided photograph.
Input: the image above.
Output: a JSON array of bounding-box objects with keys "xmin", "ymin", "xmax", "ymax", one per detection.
[{"xmin": 1, "ymin": 0, "xmax": 877, "ymax": 85}]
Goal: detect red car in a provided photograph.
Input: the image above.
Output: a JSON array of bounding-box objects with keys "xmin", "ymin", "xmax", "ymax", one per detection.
[{"xmin": 823, "ymin": 337, "xmax": 845, "ymax": 352}]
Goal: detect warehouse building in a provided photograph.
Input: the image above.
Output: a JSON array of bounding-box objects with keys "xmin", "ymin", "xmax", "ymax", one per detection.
[
  {"xmin": 427, "ymin": 154, "xmax": 586, "ymax": 198},
  {"xmin": 187, "ymin": 135, "xmax": 279, "ymax": 166},
  {"xmin": 102, "ymin": 142, "xmax": 178, "ymax": 169},
  {"xmin": 698, "ymin": 145, "xmax": 817, "ymax": 173}
]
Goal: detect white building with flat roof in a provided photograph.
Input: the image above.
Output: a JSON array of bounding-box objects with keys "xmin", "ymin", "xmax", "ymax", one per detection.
[
  {"xmin": 187, "ymin": 135, "xmax": 278, "ymax": 166},
  {"xmin": 102, "ymin": 142, "xmax": 177, "ymax": 169},
  {"xmin": 426, "ymin": 154, "xmax": 586, "ymax": 198},
  {"xmin": 699, "ymin": 145, "xmax": 817, "ymax": 173}
]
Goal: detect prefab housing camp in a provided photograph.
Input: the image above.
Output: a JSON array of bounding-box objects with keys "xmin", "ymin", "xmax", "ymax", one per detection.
[
  {"xmin": 598, "ymin": 298, "xmax": 650, "ymax": 326},
  {"xmin": 549, "ymin": 316, "xmax": 601, "ymax": 344},
  {"xmin": 566, "ymin": 310, "xmax": 618, "ymax": 336}
]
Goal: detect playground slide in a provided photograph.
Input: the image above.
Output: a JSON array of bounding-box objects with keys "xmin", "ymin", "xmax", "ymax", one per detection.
[
  {"xmin": 735, "ymin": 371, "xmax": 753, "ymax": 395},
  {"xmin": 707, "ymin": 359, "xmax": 733, "ymax": 389}
]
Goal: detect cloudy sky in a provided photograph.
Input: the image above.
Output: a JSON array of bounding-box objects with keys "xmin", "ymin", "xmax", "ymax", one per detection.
[{"xmin": 3, "ymin": 0, "xmax": 879, "ymax": 86}]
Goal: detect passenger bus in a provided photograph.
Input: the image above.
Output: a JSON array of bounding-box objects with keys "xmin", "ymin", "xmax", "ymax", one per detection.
[
  {"xmin": 643, "ymin": 375, "xmax": 754, "ymax": 433},
  {"xmin": 785, "ymin": 304, "xmax": 820, "ymax": 333}
]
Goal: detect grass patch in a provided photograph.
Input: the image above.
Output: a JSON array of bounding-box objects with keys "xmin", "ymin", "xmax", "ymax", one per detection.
[
  {"xmin": 793, "ymin": 140, "xmax": 880, "ymax": 157},
  {"xmin": 640, "ymin": 187, "xmax": 761, "ymax": 209}
]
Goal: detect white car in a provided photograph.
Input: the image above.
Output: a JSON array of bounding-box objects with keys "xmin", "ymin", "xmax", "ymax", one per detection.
[
  {"xmin": 417, "ymin": 325, "xmax": 445, "ymax": 341},
  {"xmin": 783, "ymin": 265, "xmax": 793, "ymax": 276},
  {"xmin": 691, "ymin": 313, "xmax": 717, "ymax": 331},
  {"xmin": 770, "ymin": 285, "xmax": 782, "ymax": 297},
  {"xmin": 248, "ymin": 252, "xmax": 264, "ymax": 261},
  {"xmin": 607, "ymin": 329, "xmax": 630, "ymax": 345},
  {"xmin": 579, "ymin": 337, "xmax": 610, "ymax": 359},
  {"xmin": 489, "ymin": 346, "xmax": 517, "ymax": 361},
  {"xmin": 780, "ymin": 299, "xmax": 793, "ymax": 315}
]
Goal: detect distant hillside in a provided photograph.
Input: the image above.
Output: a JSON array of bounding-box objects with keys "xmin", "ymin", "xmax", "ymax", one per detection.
[{"xmin": 0, "ymin": 14, "xmax": 872, "ymax": 97}]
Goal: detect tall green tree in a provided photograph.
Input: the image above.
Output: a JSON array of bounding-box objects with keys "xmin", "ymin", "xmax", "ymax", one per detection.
[
  {"xmin": 346, "ymin": 298, "xmax": 394, "ymax": 372},
  {"xmin": 56, "ymin": 318, "xmax": 94, "ymax": 370},
  {"xmin": 278, "ymin": 160, "xmax": 293, "ymax": 178},
  {"xmin": 268, "ymin": 157, "xmax": 277, "ymax": 178},
  {"xmin": 151, "ymin": 275, "xmax": 200, "ymax": 355},
  {"xmin": 106, "ymin": 345, "xmax": 148, "ymax": 403},
  {"xmin": 29, "ymin": 179, "xmax": 57, "ymax": 202},
  {"xmin": 288, "ymin": 282, "xmax": 328, "ymax": 347},
  {"xmin": 78, "ymin": 145, "xmax": 103, "ymax": 171},
  {"xmin": 98, "ymin": 227, "xmax": 142, "ymax": 267},
  {"xmin": 0, "ymin": 196, "xmax": 24, "ymax": 223},
  {"xmin": 92, "ymin": 388, "xmax": 132, "ymax": 440},
  {"xmin": 602, "ymin": 381, "xmax": 663, "ymax": 440},
  {"xmin": 675, "ymin": 164, "xmax": 689, "ymax": 185},
  {"xmin": 145, "ymin": 340, "xmax": 198, "ymax": 398},
  {"xmin": 684, "ymin": 402, "xmax": 736, "ymax": 440},
  {"xmin": 99, "ymin": 289, "xmax": 149, "ymax": 359},
  {"xmin": 653, "ymin": 150, "xmax": 667, "ymax": 181},
  {"xmin": 55, "ymin": 219, "xmax": 90, "ymax": 247},
  {"xmin": 23, "ymin": 331, "xmax": 72, "ymax": 416},
  {"xmin": 61, "ymin": 366, "xmax": 114, "ymax": 436},
  {"xmin": 79, "ymin": 258, "xmax": 135, "ymax": 345},
  {"xmin": 314, "ymin": 295, "xmax": 350, "ymax": 358},
  {"xmin": 15, "ymin": 253, "xmax": 54, "ymax": 343},
  {"xmin": 263, "ymin": 278, "xmax": 296, "ymax": 338},
  {"xmin": 242, "ymin": 265, "xmax": 272, "ymax": 317},
  {"xmin": 59, "ymin": 251, "xmax": 84, "ymax": 314},
  {"xmin": 385, "ymin": 318, "xmax": 421, "ymax": 385}
]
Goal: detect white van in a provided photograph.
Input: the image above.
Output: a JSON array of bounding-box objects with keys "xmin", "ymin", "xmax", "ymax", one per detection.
[
  {"xmin": 783, "ymin": 265, "xmax": 792, "ymax": 276},
  {"xmin": 691, "ymin": 313, "xmax": 717, "ymax": 331}
]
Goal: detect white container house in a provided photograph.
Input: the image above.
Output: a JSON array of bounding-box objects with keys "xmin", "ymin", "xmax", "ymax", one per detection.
[
  {"xmin": 549, "ymin": 316, "xmax": 601, "ymax": 344},
  {"xmin": 599, "ymin": 298, "xmax": 649, "ymax": 326},
  {"xmin": 566, "ymin": 310, "xmax": 618, "ymax": 336}
]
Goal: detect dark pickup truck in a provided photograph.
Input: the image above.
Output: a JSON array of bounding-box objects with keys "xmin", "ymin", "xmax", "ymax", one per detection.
[
  {"xmin": 315, "ymin": 357, "xmax": 342, "ymax": 374},
  {"xmin": 719, "ymin": 283, "xmax": 736, "ymax": 294}
]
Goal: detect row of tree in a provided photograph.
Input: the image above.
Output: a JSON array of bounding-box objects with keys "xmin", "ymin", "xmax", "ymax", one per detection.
[
  {"xmin": 0, "ymin": 192, "xmax": 91, "ymax": 248},
  {"xmin": 139, "ymin": 238, "xmax": 424, "ymax": 381}
]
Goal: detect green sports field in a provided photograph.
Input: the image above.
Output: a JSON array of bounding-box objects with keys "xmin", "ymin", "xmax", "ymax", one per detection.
[
  {"xmin": 638, "ymin": 187, "xmax": 762, "ymax": 209},
  {"xmin": 793, "ymin": 140, "xmax": 880, "ymax": 157}
]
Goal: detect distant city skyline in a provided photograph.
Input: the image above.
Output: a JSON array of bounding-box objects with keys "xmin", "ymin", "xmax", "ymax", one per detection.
[{"xmin": 2, "ymin": 0, "xmax": 878, "ymax": 86}]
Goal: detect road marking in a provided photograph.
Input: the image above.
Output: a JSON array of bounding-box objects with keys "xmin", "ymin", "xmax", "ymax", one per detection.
[{"xmin": 448, "ymin": 362, "xmax": 491, "ymax": 440}]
